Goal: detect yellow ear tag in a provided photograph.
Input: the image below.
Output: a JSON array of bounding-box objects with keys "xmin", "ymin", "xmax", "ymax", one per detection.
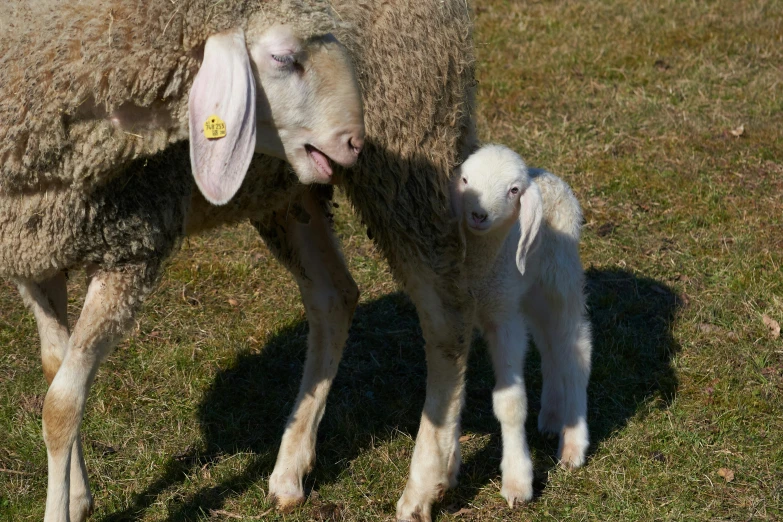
[{"xmin": 203, "ymin": 115, "xmax": 227, "ymax": 139}]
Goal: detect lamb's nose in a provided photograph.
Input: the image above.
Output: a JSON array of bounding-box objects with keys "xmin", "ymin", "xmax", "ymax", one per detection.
[{"xmin": 471, "ymin": 211, "xmax": 488, "ymax": 223}]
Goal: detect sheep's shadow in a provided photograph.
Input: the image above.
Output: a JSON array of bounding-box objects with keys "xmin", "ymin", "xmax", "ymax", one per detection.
[{"xmin": 101, "ymin": 266, "xmax": 682, "ymax": 520}]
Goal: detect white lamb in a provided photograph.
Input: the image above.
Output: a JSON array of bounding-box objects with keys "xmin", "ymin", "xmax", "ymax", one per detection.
[{"xmin": 452, "ymin": 144, "xmax": 592, "ymax": 506}]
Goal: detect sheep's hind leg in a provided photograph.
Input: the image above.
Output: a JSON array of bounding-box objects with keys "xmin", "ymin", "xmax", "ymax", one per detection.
[
  {"xmin": 35, "ymin": 266, "xmax": 150, "ymax": 522},
  {"xmin": 396, "ymin": 268, "xmax": 473, "ymax": 522},
  {"xmin": 16, "ymin": 273, "xmax": 93, "ymax": 521},
  {"xmin": 254, "ymin": 190, "xmax": 359, "ymax": 512},
  {"xmin": 526, "ymin": 288, "xmax": 591, "ymax": 469},
  {"xmin": 484, "ymin": 315, "xmax": 534, "ymax": 507}
]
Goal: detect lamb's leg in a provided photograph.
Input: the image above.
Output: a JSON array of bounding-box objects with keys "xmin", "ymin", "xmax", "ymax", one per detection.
[
  {"xmin": 484, "ymin": 316, "xmax": 534, "ymax": 507},
  {"xmin": 253, "ymin": 190, "xmax": 359, "ymax": 512},
  {"xmin": 396, "ymin": 269, "xmax": 472, "ymax": 522},
  {"xmin": 526, "ymin": 287, "xmax": 591, "ymax": 469},
  {"xmin": 38, "ymin": 266, "xmax": 149, "ymax": 522},
  {"xmin": 16, "ymin": 273, "xmax": 93, "ymax": 521}
]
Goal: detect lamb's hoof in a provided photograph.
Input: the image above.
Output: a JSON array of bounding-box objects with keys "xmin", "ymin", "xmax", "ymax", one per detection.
[
  {"xmin": 70, "ymin": 495, "xmax": 94, "ymax": 522},
  {"xmin": 268, "ymin": 473, "xmax": 305, "ymax": 513},
  {"xmin": 558, "ymin": 442, "xmax": 587, "ymax": 470},
  {"xmin": 501, "ymin": 478, "xmax": 534, "ymax": 508}
]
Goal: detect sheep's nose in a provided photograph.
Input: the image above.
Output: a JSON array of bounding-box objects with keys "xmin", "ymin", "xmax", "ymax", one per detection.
[
  {"xmin": 471, "ymin": 211, "xmax": 488, "ymax": 223},
  {"xmin": 329, "ymin": 129, "xmax": 365, "ymax": 168},
  {"xmin": 348, "ymin": 135, "xmax": 364, "ymax": 156}
]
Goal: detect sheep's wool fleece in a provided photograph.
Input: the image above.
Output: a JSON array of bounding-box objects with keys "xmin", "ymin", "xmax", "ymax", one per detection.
[
  {"xmin": 0, "ymin": 0, "xmax": 340, "ymax": 281},
  {"xmin": 0, "ymin": 0, "xmax": 340, "ymax": 191},
  {"xmin": 332, "ymin": 0, "xmax": 476, "ymax": 281},
  {"xmin": 0, "ymin": 0, "xmax": 477, "ymax": 301}
]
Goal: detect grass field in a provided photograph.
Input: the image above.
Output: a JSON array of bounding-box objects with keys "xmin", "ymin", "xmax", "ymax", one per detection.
[{"xmin": 2, "ymin": 0, "xmax": 782, "ymax": 520}]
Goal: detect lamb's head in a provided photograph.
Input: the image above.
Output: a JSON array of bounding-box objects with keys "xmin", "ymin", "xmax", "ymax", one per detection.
[
  {"xmin": 454, "ymin": 144, "xmax": 544, "ymax": 275},
  {"xmin": 189, "ymin": 6, "xmax": 364, "ymax": 205}
]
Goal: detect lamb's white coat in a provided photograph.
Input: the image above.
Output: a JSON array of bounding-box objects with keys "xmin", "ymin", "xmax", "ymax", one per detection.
[{"xmin": 454, "ymin": 144, "xmax": 592, "ymax": 506}]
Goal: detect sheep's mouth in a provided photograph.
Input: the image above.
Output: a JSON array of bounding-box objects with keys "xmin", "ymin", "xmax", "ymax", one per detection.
[{"xmin": 305, "ymin": 144, "xmax": 334, "ymax": 180}]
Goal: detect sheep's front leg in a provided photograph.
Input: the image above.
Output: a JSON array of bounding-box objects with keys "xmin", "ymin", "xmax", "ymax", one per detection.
[
  {"xmin": 254, "ymin": 191, "xmax": 359, "ymax": 512},
  {"xmin": 396, "ymin": 270, "xmax": 472, "ymax": 522},
  {"xmin": 484, "ymin": 316, "xmax": 534, "ymax": 507},
  {"xmin": 16, "ymin": 273, "xmax": 93, "ymax": 522},
  {"xmin": 35, "ymin": 266, "xmax": 149, "ymax": 522}
]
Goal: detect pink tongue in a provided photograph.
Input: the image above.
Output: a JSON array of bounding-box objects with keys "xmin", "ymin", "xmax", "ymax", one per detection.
[{"xmin": 309, "ymin": 148, "xmax": 333, "ymax": 177}]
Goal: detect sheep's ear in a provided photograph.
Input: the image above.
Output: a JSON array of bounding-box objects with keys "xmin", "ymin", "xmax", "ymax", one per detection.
[
  {"xmin": 189, "ymin": 28, "xmax": 256, "ymax": 205},
  {"xmin": 516, "ymin": 182, "xmax": 543, "ymax": 276}
]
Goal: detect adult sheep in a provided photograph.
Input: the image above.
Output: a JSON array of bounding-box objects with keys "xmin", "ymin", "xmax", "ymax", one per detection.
[
  {"xmin": 3, "ymin": 1, "xmax": 477, "ymax": 521},
  {"xmin": 262, "ymin": 2, "xmax": 478, "ymax": 521},
  {"xmin": 1, "ymin": 1, "xmax": 364, "ymax": 521}
]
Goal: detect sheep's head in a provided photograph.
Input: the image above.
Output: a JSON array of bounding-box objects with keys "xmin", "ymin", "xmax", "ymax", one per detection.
[
  {"xmin": 189, "ymin": 8, "xmax": 364, "ymax": 205},
  {"xmin": 247, "ymin": 24, "xmax": 364, "ymax": 184},
  {"xmin": 454, "ymin": 144, "xmax": 543, "ymax": 275}
]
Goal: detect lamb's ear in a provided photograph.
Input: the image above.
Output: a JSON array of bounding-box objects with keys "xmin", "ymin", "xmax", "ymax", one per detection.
[
  {"xmin": 189, "ymin": 28, "xmax": 256, "ymax": 205},
  {"xmin": 516, "ymin": 182, "xmax": 543, "ymax": 276}
]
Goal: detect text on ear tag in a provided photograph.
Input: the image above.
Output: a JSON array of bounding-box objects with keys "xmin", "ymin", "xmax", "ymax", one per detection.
[{"xmin": 203, "ymin": 115, "xmax": 227, "ymax": 139}]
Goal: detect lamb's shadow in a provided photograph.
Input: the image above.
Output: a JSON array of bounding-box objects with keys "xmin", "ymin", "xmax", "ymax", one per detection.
[
  {"xmin": 101, "ymin": 267, "xmax": 681, "ymax": 520},
  {"xmin": 453, "ymin": 266, "xmax": 683, "ymax": 504}
]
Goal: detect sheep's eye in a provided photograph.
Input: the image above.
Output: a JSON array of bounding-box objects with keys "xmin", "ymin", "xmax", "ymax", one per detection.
[
  {"xmin": 272, "ymin": 54, "xmax": 295, "ymax": 65},
  {"xmin": 462, "ymin": 177, "xmax": 468, "ymax": 184},
  {"xmin": 510, "ymin": 187, "xmax": 520, "ymax": 195}
]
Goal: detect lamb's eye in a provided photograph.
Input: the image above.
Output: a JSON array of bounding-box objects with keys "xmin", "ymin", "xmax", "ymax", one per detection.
[
  {"xmin": 462, "ymin": 177, "xmax": 468, "ymax": 184},
  {"xmin": 272, "ymin": 54, "xmax": 295, "ymax": 65},
  {"xmin": 510, "ymin": 187, "xmax": 520, "ymax": 195}
]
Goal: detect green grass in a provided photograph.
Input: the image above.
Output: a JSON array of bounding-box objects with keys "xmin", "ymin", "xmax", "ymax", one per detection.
[{"xmin": 2, "ymin": 0, "xmax": 782, "ymax": 520}]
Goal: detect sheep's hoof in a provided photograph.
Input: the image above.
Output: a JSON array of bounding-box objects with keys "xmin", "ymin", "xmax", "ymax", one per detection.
[
  {"xmin": 396, "ymin": 506, "xmax": 431, "ymax": 522},
  {"xmin": 268, "ymin": 491, "xmax": 305, "ymax": 513},
  {"xmin": 396, "ymin": 487, "xmax": 435, "ymax": 522},
  {"xmin": 268, "ymin": 473, "xmax": 305, "ymax": 513}
]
